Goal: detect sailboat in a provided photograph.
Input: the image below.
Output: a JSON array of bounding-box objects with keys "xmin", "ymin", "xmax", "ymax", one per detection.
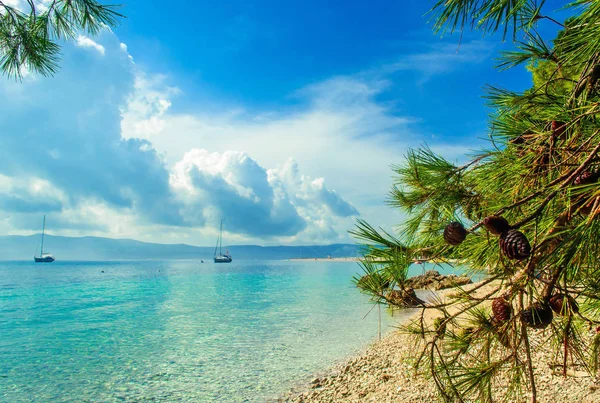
[
  {"xmin": 213, "ymin": 219, "xmax": 232, "ymax": 263},
  {"xmin": 34, "ymin": 215, "xmax": 55, "ymax": 263}
]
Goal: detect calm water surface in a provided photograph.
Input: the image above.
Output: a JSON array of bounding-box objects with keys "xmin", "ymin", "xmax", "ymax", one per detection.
[{"xmin": 0, "ymin": 260, "xmax": 463, "ymax": 402}]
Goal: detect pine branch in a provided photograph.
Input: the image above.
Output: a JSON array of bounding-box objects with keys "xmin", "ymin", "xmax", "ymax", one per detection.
[
  {"xmin": 353, "ymin": 3, "xmax": 600, "ymax": 401},
  {"xmin": 0, "ymin": 0, "xmax": 124, "ymax": 79}
]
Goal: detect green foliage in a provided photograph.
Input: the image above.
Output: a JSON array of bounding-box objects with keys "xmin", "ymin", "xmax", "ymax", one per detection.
[
  {"xmin": 429, "ymin": 0, "xmax": 542, "ymax": 40},
  {"xmin": 354, "ymin": 1, "xmax": 600, "ymax": 402},
  {"xmin": 0, "ymin": 0, "xmax": 123, "ymax": 79}
]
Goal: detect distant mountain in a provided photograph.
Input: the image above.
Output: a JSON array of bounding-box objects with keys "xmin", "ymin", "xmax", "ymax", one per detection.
[{"xmin": 0, "ymin": 234, "xmax": 362, "ymax": 261}]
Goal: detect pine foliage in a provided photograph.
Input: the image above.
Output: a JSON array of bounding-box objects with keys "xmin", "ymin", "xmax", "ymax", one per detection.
[
  {"xmin": 0, "ymin": 0, "xmax": 123, "ymax": 79},
  {"xmin": 354, "ymin": 2, "xmax": 600, "ymax": 402}
]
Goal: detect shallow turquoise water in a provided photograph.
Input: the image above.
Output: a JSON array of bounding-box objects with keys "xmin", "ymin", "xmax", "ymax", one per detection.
[{"xmin": 0, "ymin": 260, "xmax": 465, "ymax": 402}]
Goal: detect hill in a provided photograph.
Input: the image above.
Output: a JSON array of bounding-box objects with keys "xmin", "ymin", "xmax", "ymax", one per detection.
[{"xmin": 0, "ymin": 235, "xmax": 361, "ymax": 261}]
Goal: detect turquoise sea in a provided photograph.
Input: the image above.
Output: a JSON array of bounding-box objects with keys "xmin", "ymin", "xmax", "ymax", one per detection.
[{"xmin": 0, "ymin": 260, "xmax": 463, "ymax": 402}]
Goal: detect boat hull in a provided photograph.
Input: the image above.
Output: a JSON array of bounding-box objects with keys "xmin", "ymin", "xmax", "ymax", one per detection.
[
  {"xmin": 214, "ymin": 256, "xmax": 232, "ymax": 263},
  {"xmin": 34, "ymin": 256, "xmax": 55, "ymax": 263}
]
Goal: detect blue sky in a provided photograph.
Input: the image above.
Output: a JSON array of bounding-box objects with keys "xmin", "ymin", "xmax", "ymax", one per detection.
[{"xmin": 0, "ymin": 0, "xmax": 567, "ymax": 246}]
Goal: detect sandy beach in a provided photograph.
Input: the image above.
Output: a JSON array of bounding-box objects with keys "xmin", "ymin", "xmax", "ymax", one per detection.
[{"xmin": 277, "ymin": 281, "xmax": 600, "ymax": 403}]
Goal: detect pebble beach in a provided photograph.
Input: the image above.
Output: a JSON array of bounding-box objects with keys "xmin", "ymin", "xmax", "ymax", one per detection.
[{"xmin": 277, "ymin": 282, "xmax": 600, "ymax": 403}]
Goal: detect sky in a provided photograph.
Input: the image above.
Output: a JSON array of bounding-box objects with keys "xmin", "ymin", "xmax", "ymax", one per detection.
[{"xmin": 0, "ymin": 0, "xmax": 568, "ymax": 246}]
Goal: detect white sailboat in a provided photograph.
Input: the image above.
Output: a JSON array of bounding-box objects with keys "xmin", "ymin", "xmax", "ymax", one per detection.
[
  {"xmin": 34, "ymin": 215, "xmax": 55, "ymax": 263},
  {"xmin": 213, "ymin": 219, "xmax": 232, "ymax": 263}
]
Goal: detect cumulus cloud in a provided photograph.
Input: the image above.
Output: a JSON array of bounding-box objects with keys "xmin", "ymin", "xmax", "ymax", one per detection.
[
  {"xmin": 0, "ymin": 175, "xmax": 65, "ymax": 214},
  {"xmin": 311, "ymin": 178, "xmax": 359, "ymax": 217},
  {"xmin": 267, "ymin": 159, "xmax": 360, "ymax": 240},
  {"xmin": 118, "ymin": 71, "xmax": 423, "ymax": 242},
  {"xmin": 122, "ymin": 73, "xmax": 416, "ymax": 210},
  {"xmin": 76, "ymin": 35, "xmax": 106, "ymax": 55},
  {"xmin": 115, "ymin": 40, "xmax": 487, "ymax": 242},
  {"xmin": 270, "ymin": 159, "xmax": 358, "ymax": 216},
  {"xmin": 121, "ymin": 72, "xmax": 180, "ymax": 138},
  {"xmin": 170, "ymin": 150, "xmax": 357, "ymax": 239},
  {"xmin": 0, "ymin": 31, "xmax": 361, "ymax": 243},
  {"xmin": 1, "ymin": 25, "xmax": 479, "ymax": 245},
  {"xmin": 0, "ymin": 30, "xmax": 184, "ymax": 231}
]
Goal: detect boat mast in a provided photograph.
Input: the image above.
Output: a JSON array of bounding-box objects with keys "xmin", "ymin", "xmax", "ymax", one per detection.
[
  {"xmin": 219, "ymin": 219, "xmax": 223, "ymax": 255},
  {"xmin": 40, "ymin": 215, "xmax": 46, "ymax": 256},
  {"xmin": 214, "ymin": 219, "xmax": 221, "ymax": 258}
]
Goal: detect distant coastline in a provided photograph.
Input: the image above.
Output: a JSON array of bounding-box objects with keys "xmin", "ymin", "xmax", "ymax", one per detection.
[
  {"xmin": 0, "ymin": 234, "xmax": 361, "ymax": 261},
  {"xmin": 288, "ymin": 257, "xmax": 463, "ymax": 264},
  {"xmin": 288, "ymin": 257, "xmax": 361, "ymax": 262}
]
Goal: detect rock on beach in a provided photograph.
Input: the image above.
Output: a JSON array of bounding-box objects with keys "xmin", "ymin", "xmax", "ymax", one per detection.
[{"xmin": 405, "ymin": 269, "xmax": 472, "ymax": 290}]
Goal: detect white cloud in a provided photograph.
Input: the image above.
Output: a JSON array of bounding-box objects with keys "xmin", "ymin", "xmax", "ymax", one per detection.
[
  {"xmin": 268, "ymin": 159, "xmax": 360, "ymax": 241},
  {"xmin": 122, "ymin": 74, "xmax": 414, "ymax": 202},
  {"xmin": 121, "ymin": 72, "xmax": 180, "ymax": 137},
  {"xmin": 0, "ymin": 29, "xmax": 365, "ymax": 244},
  {"xmin": 76, "ymin": 35, "xmax": 106, "ymax": 55},
  {"xmin": 0, "ymin": 28, "xmax": 480, "ymax": 246},
  {"xmin": 0, "ymin": 174, "xmax": 65, "ymax": 214},
  {"xmin": 2, "ymin": 0, "xmax": 22, "ymax": 7},
  {"xmin": 119, "ymin": 71, "xmax": 423, "ymax": 243},
  {"xmin": 0, "ymin": 30, "xmax": 184, "ymax": 232},
  {"xmin": 381, "ymin": 40, "xmax": 493, "ymax": 81},
  {"xmin": 169, "ymin": 149, "xmax": 358, "ymax": 240}
]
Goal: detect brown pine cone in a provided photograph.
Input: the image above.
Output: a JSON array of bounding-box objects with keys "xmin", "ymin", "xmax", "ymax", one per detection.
[
  {"xmin": 573, "ymin": 170, "xmax": 598, "ymax": 186},
  {"xmin": 549, "ymin": 294, "xmax": 579, "ymax": 315},
  {"xmin": 443, "ymin": 222, "xmax": 467, "ymax": 245},
  {"xmin": 499, "ymin": 229, "xmax": 531, "ymax": 260},
  {"xmin": 492, "ymin": 297, "xmax": 512, "ymax": 322},
  {"xmin": 520, "ymin": 302, "xmax": 553, "ymax": 329},
  {"xmin": 572, "ymin": 171, "xmax": 599, "ymax": 215},
  {"xmin": 482, "ymin": 216, "xmax": 510, "ymax": 236}
]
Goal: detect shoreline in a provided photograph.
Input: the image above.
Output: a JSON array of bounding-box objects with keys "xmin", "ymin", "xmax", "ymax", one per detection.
[
  {"xmin": 276, "ymin": 281, "xmax": 600, "ymax": 403},
  {"xmin": 287, "ymin": 257, "xmax": 462, "ymax": 264},
  {"xmin": 287, "ymin": 257, "xmax": 362, "ymax": 262}
]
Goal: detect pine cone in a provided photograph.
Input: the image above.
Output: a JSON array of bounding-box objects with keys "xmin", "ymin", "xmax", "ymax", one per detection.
[
  {"xmin": 520, "ymin": 302, "xmax": 553, "ymax": 329},
  {"xmin": 443, "ymin": 222, "xmax": 467, "ymax": 245},
  {"xmin": 549, "ymin": 294, "xmax": 579, "ymax": 315},
  {"xmin": 573, "ymin": 170, "xmax": 598, "ymax": 186},
  {"xmin": 492, "ymin": 297, "xmax": 512, "ymax": 322},
  {"xmin": 572, "ymin": 171, "xmax": 599, "ymax": 215},
  {"xmin": 499, "ymin": 229, "xmax": 531, "ymax": 260},
  {"xmin": 482, "ymin": 216, "xmax": 510, "ymax": 236}
]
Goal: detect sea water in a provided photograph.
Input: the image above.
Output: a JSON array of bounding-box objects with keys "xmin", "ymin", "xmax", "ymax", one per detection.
[{"xmin": 0, "ymin": 260, "xmax": 466, "ymax": 402}]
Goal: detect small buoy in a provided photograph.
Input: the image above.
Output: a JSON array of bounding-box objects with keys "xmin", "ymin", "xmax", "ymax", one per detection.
[{"xmin": 101, "ymin": 270, "xmax": 104, "ymax": 273}]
